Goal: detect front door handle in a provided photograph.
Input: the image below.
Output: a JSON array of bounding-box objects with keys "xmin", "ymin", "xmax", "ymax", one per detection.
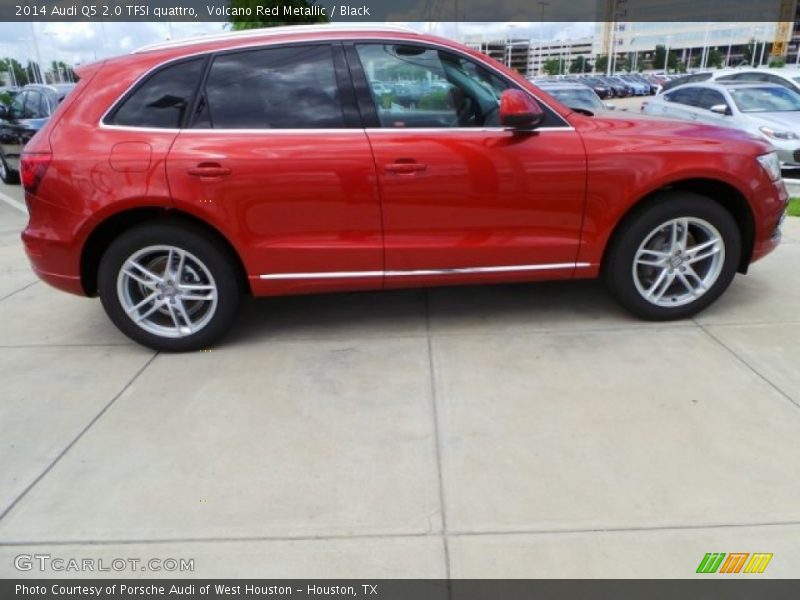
[
  {"xmin": 188, "ymin": 163, "xmax": 231, "ymax": 178},
  {"xmin": 385, "ymin": 160, "xmax": 427, "ymax": 174}
]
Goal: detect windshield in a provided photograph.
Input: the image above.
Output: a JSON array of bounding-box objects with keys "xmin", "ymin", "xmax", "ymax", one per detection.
[
  {"xmin": 547, "ymin": 88, "xmax": 604, "ymax": 112},
  {"xmin": 729, "ymin": 86, "xmax": 800, "ymax": 112}
]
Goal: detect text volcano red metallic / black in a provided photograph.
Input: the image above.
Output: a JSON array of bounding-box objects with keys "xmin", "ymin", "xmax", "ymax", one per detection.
[{"xmin": 19, "ymin": 25, "xmax": 789, "ymax": 351}]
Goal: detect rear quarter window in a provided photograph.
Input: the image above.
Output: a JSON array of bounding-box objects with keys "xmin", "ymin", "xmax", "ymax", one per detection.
[{"xmin": 106, "ymin": 57, "xmax": 206, "ymax": 128}]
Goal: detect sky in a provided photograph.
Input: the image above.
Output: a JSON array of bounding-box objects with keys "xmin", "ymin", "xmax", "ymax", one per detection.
[{"xmin": 0, "ymin": 21, "xmax": 595, "ymax": 66}]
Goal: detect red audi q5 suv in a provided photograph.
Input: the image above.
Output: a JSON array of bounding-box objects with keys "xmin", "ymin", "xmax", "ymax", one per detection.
[{"xmin": 20, "ymin": 25, "xmax": 788, "ymax": 351}]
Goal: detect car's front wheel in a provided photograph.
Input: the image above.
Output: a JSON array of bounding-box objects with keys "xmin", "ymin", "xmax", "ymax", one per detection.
[
  {"xmin": 98, "ymin": 221, "xmax": 241, "ymax": 351},
  {"xmin": 605, "ymin": 192, "xmax": 741, "ymax": 320}
]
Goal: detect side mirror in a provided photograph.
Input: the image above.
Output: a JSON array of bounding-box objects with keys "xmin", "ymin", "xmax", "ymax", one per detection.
[
  {"xmin": 604, "ymin": 103, "xmax": 617, "ymax": 110},
  {"xmin": 710, "ymin": 104, "xmax": 732, "ymax": 116},
  {"xmin": 499, "ymin": 89, "xmax": 545, "ymax": 129}
]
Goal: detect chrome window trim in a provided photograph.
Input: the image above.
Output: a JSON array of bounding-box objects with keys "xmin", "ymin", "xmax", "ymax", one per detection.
[
  {"xmin": 98, "ymin": 124, "xmax": 575, "ymax": 134},
  {"xmin": 133, "ymin": 24, "xmax": 421, "ymax": 54},
  {"xmin": 259, "ymin": 262, "xmax": 590, "ymax": 280},
  {"xmin": 99, "ymin": 37, "xmax": 571, "ymax": 131}
]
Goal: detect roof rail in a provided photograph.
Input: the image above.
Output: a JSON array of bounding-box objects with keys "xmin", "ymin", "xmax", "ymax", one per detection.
[{"xmin": 133, "ymin": 23, "xmax": 420, "ymax": 54}]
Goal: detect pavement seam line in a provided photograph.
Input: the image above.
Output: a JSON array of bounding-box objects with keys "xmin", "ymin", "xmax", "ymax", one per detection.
[
  {"xmin": 2, "ymin": 519, "xmax": 800, "ymax": 547},
  {"xmin": 424, "ymin": 289, "xmax": 451, "ymax": 580},
  {"xmin": 694, "ymin": 319, "xmax": 800, "ymax": 411},
  {"xmin": 0, "ymin": 352, "xmax": 160, "ymax": 523},
  {"xmin": 0, "ymin": 280, "xmax": 38, "ymax": 303},
  {"xmin": 0, "ymin": 190, "xmax": 27, "ymax": 214}
]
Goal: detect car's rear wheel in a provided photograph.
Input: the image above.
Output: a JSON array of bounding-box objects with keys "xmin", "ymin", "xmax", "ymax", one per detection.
[
  {"xmin": 98, "ymin": 221, "xmax": 241, "ymax": 351},
  {"xmin": 605, "ymin": 192, "xmax": 741, "ymax": 320},
  {"xmin": 0, "ymin": 152, "xmax": 19, "ymax": 184}
]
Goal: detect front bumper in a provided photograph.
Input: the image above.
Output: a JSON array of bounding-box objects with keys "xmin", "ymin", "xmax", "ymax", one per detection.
[{"xmin": 750, "ymin": 178, "xmax": 788, "ymax": 264}]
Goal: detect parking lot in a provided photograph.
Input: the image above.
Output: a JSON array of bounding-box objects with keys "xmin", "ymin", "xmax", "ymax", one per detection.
[{"xmin": 0, "ymin": 179, "xmax": 799, "ymax": 578}]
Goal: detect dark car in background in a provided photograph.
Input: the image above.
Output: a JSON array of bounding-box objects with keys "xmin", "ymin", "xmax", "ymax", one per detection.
[
  {"xmin": 0, "ymin": 83, "xmax": 75, "ymax": 183},
  {"xmin": 582, "ymin": 76, "xmax": 614, "ymax": 98}
]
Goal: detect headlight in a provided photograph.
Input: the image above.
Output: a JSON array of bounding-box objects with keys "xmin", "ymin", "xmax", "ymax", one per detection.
[
  {"xmin": 759, "ymin": 126, "xmax": 799, "ymax": 140},
  {"xmin": 757, "ymin": 152, "xmax": 782, "ymax": 181}
]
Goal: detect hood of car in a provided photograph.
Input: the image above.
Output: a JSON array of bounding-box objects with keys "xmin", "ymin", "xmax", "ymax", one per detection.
[
  {"xmin": 574, "ymin": 110, "xmax": 772, "ymax": 155},
  {"xmin": 747, "ymin": 111, "xmax": 800, "ymax": 131}
]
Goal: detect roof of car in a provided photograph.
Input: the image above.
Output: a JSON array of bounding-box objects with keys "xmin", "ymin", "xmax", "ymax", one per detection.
[
  {"xmin": 536, "ymin": 82, "xmax": 593, "ymax": 90},
  {"xmin": 134, "ymin": 24, "xmax": 421, "ymax": 54},
  {"xmin": 664, "ymin": 81, "xmax": 787, "ymax": 93},
  {"xmin": 23, "ymin": 83, "xmax": 76, "ymax": 95}
]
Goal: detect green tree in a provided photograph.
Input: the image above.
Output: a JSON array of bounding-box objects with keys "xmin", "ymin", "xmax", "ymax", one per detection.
[
  {"xmin": 594, "ymin": 55, "xmax": 608, "ymax": 73},
  {"xmin": 654, "ymin": 45, "xmax": 677, "ymax": 71},
  {"xmin": 707, "ymin": 48, "xmax": 723, "ymax": 68},
  {"xmin": 569, "ymin": 55, "xmax": 592, "ymax": 73},
  {"xmin": 26, "ymin": 61, "xmax": 42, "ymax": 84},
  {"xmin": 743, "ymin": 38, "xmax": 757, "ymax": 65},
  {"xmin": 49, "ymin": 60, "xmax": 75, "ymax": 83},
  {"xmin": 543, "ymin": 58, "xmax": 562, "ymax": 75},
  {"xmin": 0, "ymin": 57, "xmax": 29, "ymax": 86},
  {"xmin": 227, "ymin": 0, "xmax": 328, "ymax": 29}
]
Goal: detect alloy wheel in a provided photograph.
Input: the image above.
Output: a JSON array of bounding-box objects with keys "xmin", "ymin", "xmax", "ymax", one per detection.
[
  {"xmin": 117, "ymin": 245, "xmax": 218, "ymax": 338},
  {"xmin": 632, "ymin": 217, "xmax": 725, "ymax": 308}
]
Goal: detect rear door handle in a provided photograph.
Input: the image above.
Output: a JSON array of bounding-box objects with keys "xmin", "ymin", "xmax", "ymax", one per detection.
[
  {"xmin": 188, "ymin": 163, "xmax": 231, "ymax": 178},
  {"xmin": 385, "ymin": 160, "xmax": 427, "ymax": 174}
]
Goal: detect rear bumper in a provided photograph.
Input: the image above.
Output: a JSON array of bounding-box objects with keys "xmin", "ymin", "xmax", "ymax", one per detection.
[
  {"xmin": 22, "ymin": 229, "xmax": 86, "ymax": 295},
  {"xmin": 21, "ymin": 192, "xmax": 89, "ymax": 297}
]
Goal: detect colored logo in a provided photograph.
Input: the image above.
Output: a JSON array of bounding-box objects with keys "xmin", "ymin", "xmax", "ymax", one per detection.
[{"xmin": 696, "ymin": 552, "xmax": 773, "ymax": 574}]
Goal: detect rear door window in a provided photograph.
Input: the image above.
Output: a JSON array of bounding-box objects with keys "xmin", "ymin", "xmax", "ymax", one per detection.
[
  {"xmin": 196, "ymin": 44, "xmax": 345, "ymax": 129},
  {"xmin": 108, "ymin": 57, "xmax": 206, "ymax": 128},
  {"xmin": 22, "ymin": 91, "xmax": 45, "ymax": 118},
  {"xmin": 665, "ymin": 87, "xmax": 701, "ymax": 106},
  {"xmin": 9, "ymin": 91, "xmax": 26, "ymax": 119},
  {"xmin": 696, "ymin": 89, "xmax": 727, "ymax": 110}
]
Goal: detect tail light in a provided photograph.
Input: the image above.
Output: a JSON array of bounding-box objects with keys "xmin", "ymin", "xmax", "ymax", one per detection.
[{"xmin": 20, "ymin": 152, "xmax": 51, "ymax": 194}]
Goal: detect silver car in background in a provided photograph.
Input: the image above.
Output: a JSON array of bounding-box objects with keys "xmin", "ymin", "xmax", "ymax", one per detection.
[{"xmin": 642, "ymin": 81, "xmax": 800, "ymax": 166}]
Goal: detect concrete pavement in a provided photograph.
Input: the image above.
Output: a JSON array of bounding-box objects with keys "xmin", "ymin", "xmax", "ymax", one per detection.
[{"xmin": 1, "ymin": 181, "xmax": 799, "ymax": 578}]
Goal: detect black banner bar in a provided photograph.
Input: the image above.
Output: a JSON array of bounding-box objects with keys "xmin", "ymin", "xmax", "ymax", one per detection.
[
  {"xmin": 3, "ymin": 580, "xmax": 800, "ymax": 600},
  {"xmin": 0, "ymin": 0, "xmax": 788, "ymax": 23}
]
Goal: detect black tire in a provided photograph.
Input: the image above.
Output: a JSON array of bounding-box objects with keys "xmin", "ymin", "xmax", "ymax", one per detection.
[
  {"xmin": 604, "ymin": 192, "xmax": 741, "ymax": 320},
  {"xmin": 0, "ymin": 151, "xmax": 19, "ymax": 184},
  {"xmin": 98, "ymin": 220, "xmax": 241, "ymax": 352}
]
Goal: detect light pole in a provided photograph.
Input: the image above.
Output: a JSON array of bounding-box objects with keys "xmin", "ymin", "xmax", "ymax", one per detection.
[
  {"xmin": 537, "ymin": 2, "xmax": 549, "ymax": 76},
  {"xmin": 725, "ymin": 27, "xmax": 733, "ymax": 67},
  {"xmin": 6, "ymin": 58, "xmax": 16, "ymax": 87},
  {"xmin": 700, "ymin": 23, "xmax": 710, "ymax": 69},
  {"xmin": 664, "ymin": 35, "xmax": 671, "ymax": 73},
  {"xmin": 28, "ymin": 22, "xmax": 43, "ymax": 83}
]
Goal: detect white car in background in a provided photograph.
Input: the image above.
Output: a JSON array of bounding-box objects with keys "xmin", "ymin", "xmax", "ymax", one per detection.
[
  {"xmin": 715, "ymin": 68, "xmax": 800, "ymax": 94},
  {"xmin": 642, "ymin": 81, "xmax": 800, "ymax": 166}
]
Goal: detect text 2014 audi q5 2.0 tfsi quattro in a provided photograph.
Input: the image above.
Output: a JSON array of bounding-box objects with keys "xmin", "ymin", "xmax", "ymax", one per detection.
[{"xmin": 20, "ymin": 25, "xmax": 788, "ymax": 351}]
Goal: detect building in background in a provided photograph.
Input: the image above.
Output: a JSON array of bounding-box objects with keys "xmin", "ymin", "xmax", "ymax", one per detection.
[
  {"xmin": 530, "ymin": 38, "xmax": 594, "ymax": 75},
  {"xmin": 594, "ymin": 22, "xmax": 783, "ymax": 72},
  {"xmin": 463, "ymin": 36, "xmax": 593, "ymax": 76}
]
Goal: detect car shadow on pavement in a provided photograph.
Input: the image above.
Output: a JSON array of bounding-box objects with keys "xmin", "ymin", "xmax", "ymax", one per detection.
[{"xmin": 224, "ymin": 279, "xmax": 639, "ymax": 346}]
